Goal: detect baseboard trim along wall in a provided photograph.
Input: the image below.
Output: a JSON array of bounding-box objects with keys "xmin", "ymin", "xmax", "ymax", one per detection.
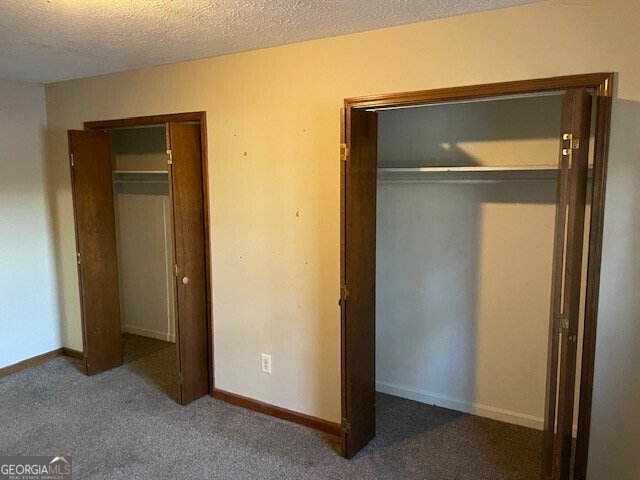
[
  {"xmin": 124, "ymin": 326, "xmax": 175, "ymax": 343},
  {"xmin": 61, "ymin": 347, "xmax": 84, "ymax": 360},
  {"xmin": 0, "ymin": 348, "xmax": 84, "ymax": 378},
  {"xmin": 212, "ymin": 388, "xmax": 341, "ymax": 437},
  {"xmin": 376, "ymin": 381, "xmax": 544, "ymax": 430}
]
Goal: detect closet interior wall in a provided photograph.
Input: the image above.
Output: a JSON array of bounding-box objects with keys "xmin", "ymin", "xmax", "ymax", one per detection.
[
  {"xmin": 375, "ymin": 94, "xmax": 590, "ymax": 432},
  {"xmin": 111, "ymin": 127, "xmax": 176, "ymax": 343}
]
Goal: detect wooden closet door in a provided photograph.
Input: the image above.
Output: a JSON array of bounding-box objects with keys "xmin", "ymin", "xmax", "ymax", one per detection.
[
  {"xmin": 68, "ymin": 130, "xmax": 123, "ymax": 375},
  {"xmin": 341, "ymin": 108, "xmax": 378, "ymax": 458},
  {"xmin": 167, "ymin": 122, "xmax": 209, "ymax": 405},
  {"xmin": 542, "ymin": 88, "xmax": 592, "ymax": 480}
]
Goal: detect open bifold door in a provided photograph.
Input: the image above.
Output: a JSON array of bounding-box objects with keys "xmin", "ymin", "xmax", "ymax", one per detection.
[
  {"xmin": 166, "ymin": 122, "xmax": 209, "ymax": 405},
  {"xmin": 542, "ymin": 88, "xmax": 592, "ymax": 480},
  {"xmin": 340, "ymin": 108, "xmax": 378, "ymax": 458},
  {"xmin": 68, "ymin": 130, "xmax": 123, "ymax": 375},
  {"xmin": 69, "ymin": 123, "xmax": 209, "ymax": 406}
]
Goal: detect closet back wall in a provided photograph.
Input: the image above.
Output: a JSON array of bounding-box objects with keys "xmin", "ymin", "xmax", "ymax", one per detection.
[
  {"xmin": 111, "ymin": 128, "xmax": 175, "ymax": 343},
  {"xmin": 376, "ymin": 96, "xmax": 565, "ymax": 429}
]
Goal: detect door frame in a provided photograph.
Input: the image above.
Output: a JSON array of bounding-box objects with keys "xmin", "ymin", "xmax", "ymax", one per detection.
[
  {"xmin": 84, "ymin": 111, "xmax": 214, "ymax": 395},
  {"xmin": 340, "ymin": 73, "xmax": 613, "ymax": 478}
]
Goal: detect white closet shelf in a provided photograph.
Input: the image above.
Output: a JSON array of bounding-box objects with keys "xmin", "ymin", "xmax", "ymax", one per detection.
[
  {"xmin": 112, "ymin": 170, "xmax": 168, "ymax": 184},
  {"xmin": 377, "ymin": 165, "xmax": 594, "ymax": 183}
]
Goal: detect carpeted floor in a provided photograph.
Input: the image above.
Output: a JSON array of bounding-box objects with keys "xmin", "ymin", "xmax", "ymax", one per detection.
[
  {"xmin": 0, "ymin": 338, "xmax": 542, "ymax": 479},
  {"xmin": 121, "ymin": 333, "xmax": 178, "ymax": 403}
]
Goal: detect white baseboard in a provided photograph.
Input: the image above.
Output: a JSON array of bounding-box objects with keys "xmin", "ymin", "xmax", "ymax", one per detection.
[
  {"xmin": 124, "ymin": 325, "xmax": 175, "ymax": 343},
  {"xmin": 376, "ymin": 380, "xmax": 545, "ymax": 430}
]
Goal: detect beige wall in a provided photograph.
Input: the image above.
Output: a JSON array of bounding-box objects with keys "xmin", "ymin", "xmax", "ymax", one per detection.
[
  {"xmin": 45, "ymin": 1, "xmax": 640, "ymax": 477},
  {"xmin": 0, "ymin": 80, "xmax": 60, "ymax": 367}
]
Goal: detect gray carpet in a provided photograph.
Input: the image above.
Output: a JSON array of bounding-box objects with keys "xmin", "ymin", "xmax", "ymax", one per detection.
[{"xmin": 0, "ymin": 339, "xmax": 542, "ymax": 479}]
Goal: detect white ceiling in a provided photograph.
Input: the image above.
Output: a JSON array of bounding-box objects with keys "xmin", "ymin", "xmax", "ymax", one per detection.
[{"xmin": 0, "ymin": 0, "xmax": 540, "ymax": 84}]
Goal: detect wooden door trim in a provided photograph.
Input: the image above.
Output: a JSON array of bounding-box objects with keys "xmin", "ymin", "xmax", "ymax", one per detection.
[
  {"xmin": 84, "ymin": 112, "xmax": 205, "ymax": 130},
  {"xmin": 345, "ymin": 73, "xmax": 612, "ymax": 109},
  {"xmin": 574, "ymin": 80, "xmax": 613, "ymax": 480},
  {"xmin": 339, "ymin": 108, "xmax": 348, "ymax": 452},
  {"xmin": 198, "ymin": 113, "xmax": 215, "ymax": 394},
  {"xmin": 84, "ymin": 111, "xmax": 213, "ymax": 396},
  {"xmin": 341, "ymin": 73, "xmax": 614, "ymax": 476}
]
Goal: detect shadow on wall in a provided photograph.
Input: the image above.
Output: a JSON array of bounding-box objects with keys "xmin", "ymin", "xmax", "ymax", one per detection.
[
  {"xmin": 376, "ymin": 95, "xmax": 564, "ymax": 168},
  {"xmin": 588, "ymin": 98, "xmax": 640, "ymax": 480}
]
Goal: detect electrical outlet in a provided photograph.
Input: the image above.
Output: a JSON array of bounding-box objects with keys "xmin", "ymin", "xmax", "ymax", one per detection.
[{"xmin": 261, "ymin": 354, "xmax": 272, "ymax": 374}]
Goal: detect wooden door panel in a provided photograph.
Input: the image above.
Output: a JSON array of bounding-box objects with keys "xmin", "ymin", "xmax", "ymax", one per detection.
[
  {"xmin": 542, "ymin": 89, "xmax": 592, "ymax": 480},
  {"xmin": 554, "ymin": 89, "xmax": 592, "ymax": 480},
  {"xmin": 342, "ymin": 108, "xmax": 378, "ymax": 458},
  {"xmin": 167, "ymin": 123, "xmax": 209, "ymax": 405},
  {"xmin": 68, "ymin": 130, "xmax": 122, "ymax": 375}
]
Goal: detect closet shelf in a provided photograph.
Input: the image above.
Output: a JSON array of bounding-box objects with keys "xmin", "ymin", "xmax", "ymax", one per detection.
[
  {"xmin": 377, "ymin": 165, "xmax": 594, "ymax": 183},
  {"xmin": 112, "ymin": 170, "xmax": 168, "ymax": 184}
]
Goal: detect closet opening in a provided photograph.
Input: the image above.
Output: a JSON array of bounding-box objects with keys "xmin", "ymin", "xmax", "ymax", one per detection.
[
  {"xmin": 68, "ymin": 112, "xmax": 211, "ymax": 406},
  {"xmin": 340, "ymin": 74, "xmax": 613, "ymax": 480},
  {"xmin": 111, "ymin": 125, "xmax": 178, "ymax": 401}
]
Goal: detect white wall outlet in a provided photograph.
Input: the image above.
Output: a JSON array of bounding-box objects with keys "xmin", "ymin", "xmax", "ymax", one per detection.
[{"xmin": 261, "ymin": 353, "xmax": 272, "ymax": 374}]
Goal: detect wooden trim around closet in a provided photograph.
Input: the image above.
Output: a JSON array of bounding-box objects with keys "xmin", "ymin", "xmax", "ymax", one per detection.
[
  {"xmin": 84, "ymin": 112, "xmax": 205, "ymax": 130},
  {"xmin": 345, "ymin": 72, "xmax": 613, "ymax": 109},
  {"xmin": 198, "ymin": 113, "xmax": 215, "ymax": 395},
  {"xmin": 213, "ymin": 388, "xmax": 342, "ymax": 436},
  {"xmin": 84, "ymin": 111, "xmax": 213, "ymax": 398},
  {"xmin": 573, "ymin": 76, "xmax": 614, "ymax": 480},
  {"xmin": 341, "ymin": 72, "xmax": 614, "ymax": 476}
]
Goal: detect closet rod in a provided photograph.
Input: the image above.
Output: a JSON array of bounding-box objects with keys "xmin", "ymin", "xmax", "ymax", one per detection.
[
  {"xmin": 112, "ymin": 170, "xmax": 168, "ymax": 174},
  {"xmin": 113, "ymin": 180, "xmax": 168, "ymax": 184},
  {"xmin": 112, "ymin": 170, "xmax": 169, "ymax": 185},
  {"xmin": 377, "ymin": 165, "xmax": 594, "ymax": 184},
  {"xmin": 378, "ymin": 165, "xmax": 559, "ymax": 173}
]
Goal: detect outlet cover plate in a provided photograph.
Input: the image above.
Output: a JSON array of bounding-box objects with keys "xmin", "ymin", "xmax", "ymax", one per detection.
[{"xmin": 261, "ymin": 354, "xmax": 272, "ymax": 374}]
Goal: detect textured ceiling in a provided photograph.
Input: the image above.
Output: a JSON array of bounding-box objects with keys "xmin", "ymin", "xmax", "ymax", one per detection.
[{"xmin": 0, "ymin": 0, "xmax": 540, "ymax": 84}]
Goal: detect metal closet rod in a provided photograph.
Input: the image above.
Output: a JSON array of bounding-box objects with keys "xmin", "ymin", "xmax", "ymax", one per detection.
[
  {"xmin": 112, "ymin": 170, "xmax": 169, "ymax": 184},
  {"xmin": 377, "ymin": 165, "xmax": 559, "ymax": 172}
]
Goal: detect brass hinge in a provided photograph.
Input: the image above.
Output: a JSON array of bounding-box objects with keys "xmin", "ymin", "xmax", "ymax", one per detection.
[
  {"xmin": 341, "ymin": 417, "xmax": 351, "ymax": 433},
  {"xmin": 70, "ymin": 153, "xmax": 75, "ymax": 167},
  {"xmin": 340, "ymin": 285, "xmax": 350, "ymax": 302},
  {"xmin": 562, "ymin": 133, "xmax": 580, "ymax": 156},
  {"xmin": 174, "ymin": 264, "xmax": 180, "ymax": 277},
  {"xmin": 167, "ymin": 149, "xmax": 173, "ymax": 165},
  {"xmin": 553, "ymin": 313, "xmax": 569, "ymax": 333},
  {"xmin": 340, "ymin": 143, "xmax": 350, "ymax": 162},
  {"xmin": 76, "ymin": 252, "xmax": 81, "ymax": 265}
]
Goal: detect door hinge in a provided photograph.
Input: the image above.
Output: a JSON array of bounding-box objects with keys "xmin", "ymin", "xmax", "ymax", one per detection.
[
  {"xmin": 70, "ymin": 153, "xmax": 74, "ymax": 167},
  {"xmin": 174, "ymin": 264, "xmax": 180, "ymax": 277},
  {"xmin": 562, "ymin": 133, "xmax": 580, "ymax": 156},
  {"xmin": 341, "ymin": 417, "xmax": 351, "ymax": 433},
  {"xmin": 76, "ymin": 252, "xmax": 81, "ymax": 265},
  {"xmin": 553, "ymin": 314, "xmax": 569, "ymax": 333},
  {"xmin": 340, "ymin": 285, "xmax": 350, "ymax": 303},
  {"xmin": 167, "ymin": 149, "xmax": 173, "ymax": 165},
  {"xmin": 340, "ymin": 143, "xmax": 350, "ymax": 162},
  {"xmin": 178, "ymin": 372, "xmax": 183, "ymax": 384}
]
